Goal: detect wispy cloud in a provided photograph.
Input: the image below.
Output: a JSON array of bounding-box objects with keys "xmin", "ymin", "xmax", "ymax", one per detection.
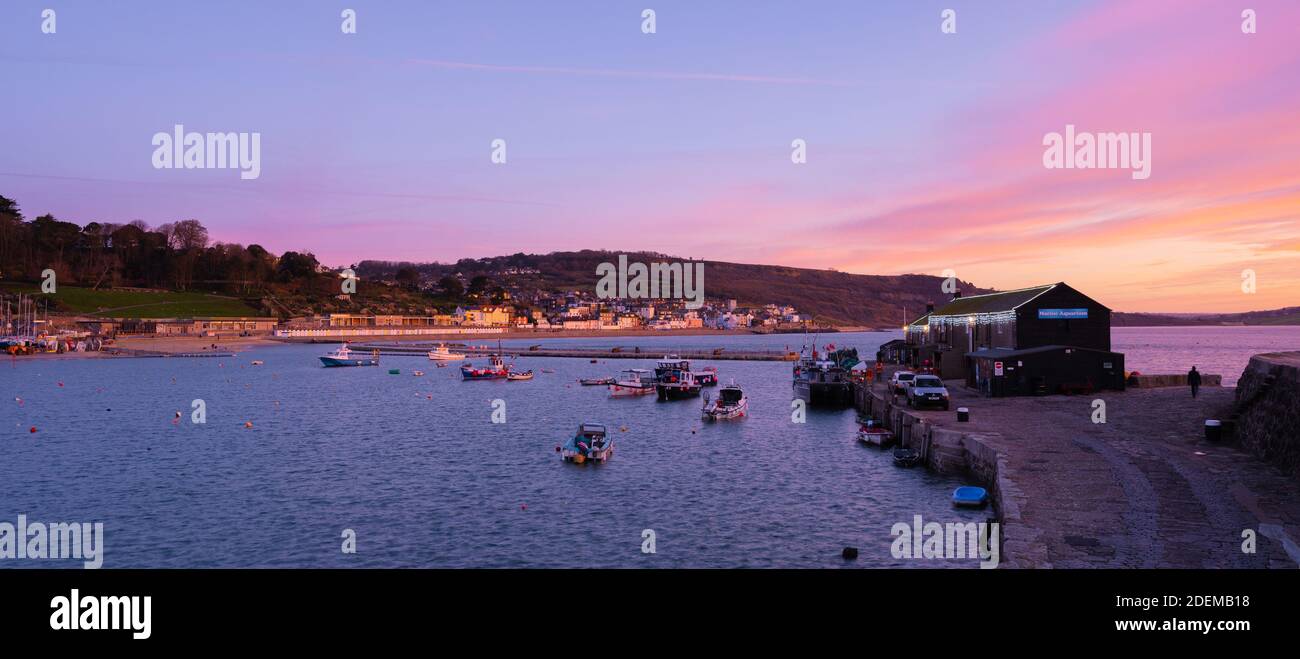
[{"xmin": 405, "ymin": 58, "xmax": 860, "ymax": 87}]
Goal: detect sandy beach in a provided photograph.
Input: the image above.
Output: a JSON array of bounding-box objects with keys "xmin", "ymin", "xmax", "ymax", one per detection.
[
  {"xmin": 13, "ymin": 328, "xmax": 795, "ymax": 359},
  {"xmin": 112, "ymin": 335, "xmax": 279, "ymax": 354},
  {"xmin": 272, "ymin": 327, "xmax": 794, "ymax": 343}
]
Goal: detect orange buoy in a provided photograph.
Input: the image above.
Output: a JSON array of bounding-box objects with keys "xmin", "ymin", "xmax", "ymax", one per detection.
[
  {"xmin": 29, "ymin": 426, "xmax": 37, "ymax": 433},
  {"xmin": 244, "ymin": 421, "xmax": 253, "ymax": 429}
]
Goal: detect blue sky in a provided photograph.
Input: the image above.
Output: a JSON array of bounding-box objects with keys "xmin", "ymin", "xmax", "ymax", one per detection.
[{"xmin": 4, "ymin": 1, "xmax": 1299, "ymax": 312}]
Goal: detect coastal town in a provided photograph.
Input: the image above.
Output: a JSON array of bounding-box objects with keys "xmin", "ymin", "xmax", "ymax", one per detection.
[
  {"xmin": 0, "ymin": 205, "xmax": 830, "ymax": 353},
  {"xmin": 2, "ymin": 284, "xmax": 812, "ymax": 354},
  {"xmin": 272, "ymin": 286, "xmax": 809, "ymax": 336}
]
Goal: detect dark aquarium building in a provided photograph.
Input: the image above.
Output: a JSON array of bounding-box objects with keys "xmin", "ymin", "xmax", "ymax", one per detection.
[{"xmin": 903, "ymin": 282, "xmax": 1125, "ymax": 396}]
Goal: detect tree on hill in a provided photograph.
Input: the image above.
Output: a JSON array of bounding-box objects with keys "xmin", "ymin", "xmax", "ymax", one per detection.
[
  {"xmin": 468, "ymin": 274, "xmax": 491, "ymax": 298},
  {"xmin": 437, "ymin": 276, "xmax": 464, "ymax": 299},
  {"xmin": 168, "ymin": 219, "xmax": 210, "ymax": 251},
  {"xmin": 395, "ymin": 267, "xmax": 421, "ymax": 290},
  {"xmin": 276, "ymin": 251, "xmax": 321, "ymax": 282}
]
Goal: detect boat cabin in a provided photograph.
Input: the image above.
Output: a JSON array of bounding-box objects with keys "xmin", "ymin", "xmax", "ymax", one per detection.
[
  {"xmin": 577, "ymin": 423, "xmax": 608, "ymax": 445},
  {"xmin": 655, "ymin": 358, "xmax": 693, "ymax": 383},
  {"xmin": 718, "ymin": 386, "xmax": 745, "ymax": 404},
  {"xmin": 621, "ymin": 368, "xmax": 655, "ymax": 384}
]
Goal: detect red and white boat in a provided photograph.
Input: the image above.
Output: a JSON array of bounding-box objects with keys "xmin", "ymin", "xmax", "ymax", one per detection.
[
  {"xmin": 701, "ymin": 381, "xmax": 748, "ymax": 420},
  {"xmin": 856, "ymin": 421, "xmax": 894, "ymax": 448},
  {"xmin": 609, "ymin": 368, "xmax": 656, "ymax": 397}
]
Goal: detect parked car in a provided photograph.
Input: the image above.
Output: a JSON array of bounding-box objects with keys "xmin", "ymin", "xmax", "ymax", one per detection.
[
  {"xmin": 891, "ymin": 371, "xmax": 916, "ymax": 394},
  {"xmin": 907, "ymin": 375, "xmax": 950, "ymax": 410}
]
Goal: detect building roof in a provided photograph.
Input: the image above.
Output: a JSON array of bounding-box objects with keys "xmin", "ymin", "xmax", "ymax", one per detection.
[
  {"xmin": 964, "ymin": 344, "xmax": 1121, "ymax": 359},
  {"xmin": 907, "ymin": 312, "xmax": 931, "ymax": 327},
  {"xmin": 930, "ymin": 284, "xmax": 1057, "ymax": 318}
]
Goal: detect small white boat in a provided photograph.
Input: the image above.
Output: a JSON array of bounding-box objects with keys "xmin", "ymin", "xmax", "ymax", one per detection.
[
  {"xmin": 507, "ymin": 370, "xmax": 534, "ymax": 381},
  {"xmin": 250, "ymin": 360, "xmax": 264, "ymax": 366},
  {"xmin": 609, "ymin": 368, "xmax": 656, "ymax": 397},
  {"xmin": 427, "ymin": 343, "xmax": 467, "ymax": 361},
  {"xmin": 701, "ymin": 381, "xmax": 748, "ymax": 420},
  {"xmin": 857, "ymin": 421, "xmax": 894, "ymax": 448},
  {"xmin": 412, "ymin": 370, "xmax": 425, "ymax": 377}
]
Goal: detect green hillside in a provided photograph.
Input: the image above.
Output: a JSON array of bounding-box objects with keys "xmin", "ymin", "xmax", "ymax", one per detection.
[{"xmin": 1, "ymin": 283, "xmax": 261, "ymax": 318}]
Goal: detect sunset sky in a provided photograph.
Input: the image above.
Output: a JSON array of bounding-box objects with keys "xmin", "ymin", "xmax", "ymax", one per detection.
[{"xmin": 2, "ymin": 0, "xmax": 1297, "ymax": 312}]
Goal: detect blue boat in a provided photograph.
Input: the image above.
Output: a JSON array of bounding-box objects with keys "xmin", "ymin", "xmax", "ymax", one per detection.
[
  {"xmin": 559, "ymin": 423, "xmax": 613, "ymax": 464},
  {"xmin": 319, "ymin": 344, "xmax": 379, "ymax": 367},
  {"xmin": 952, "ymin": 486, "xmax": 989, "ymax": 508}
]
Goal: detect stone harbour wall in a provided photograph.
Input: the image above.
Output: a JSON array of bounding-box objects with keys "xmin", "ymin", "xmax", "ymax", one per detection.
[
  {"xmin": 857, "ymin": 385, "xmax": 1042, "ymax": 567},
  {"xmin": 1233, "ymin": 352, "xmax": 1300, "ymax": 479},
  {"xmin": 1129, "ymin": 373, "xmax": 1222, "ymax": 388}
]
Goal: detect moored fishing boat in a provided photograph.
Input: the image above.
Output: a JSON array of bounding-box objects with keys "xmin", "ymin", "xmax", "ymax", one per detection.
[
  {"xmin": 856, "ymin": 421, "xmax": 894, "ymax": 448},
  {"xmin": 792, "ymin": 343, "xmax": 856, "ymax": 406},
  {"xmin": 701, "ymin": 380, "xmax": 747, "ymax": 420},
  {"xmin": 580, "ymin": 377, "xmax": 615, "ymax": 386},
  {"xmin": 609, "ymin": 368, "xmax": 655, "ymax": 396},
  {"xmin": 695, "ymin": 366, "xmax": 719, "ymax": 387},
  {"xmin": 558, "ymin": 423, "xmax": 613, "ymax": 464},
  {"xmin": 655, "ymin": 356, "xmax": 701, "ymax": 400},
  {"xmin": 427, "ymin": 343, "xmax": 466, "ymax": 361},
  {"xmin": 319, "ymin": 344, "xmax": 379, "ymax": 367},
  {"xmin": 461, "ymin": 353, "xmax": 510, "ymax": 380}
]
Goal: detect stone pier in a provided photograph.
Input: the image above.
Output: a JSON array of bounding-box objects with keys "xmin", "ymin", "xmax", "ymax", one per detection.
[{"xmin": 854, "ymin": 370, "xmax": 1300, "ymax": 569}]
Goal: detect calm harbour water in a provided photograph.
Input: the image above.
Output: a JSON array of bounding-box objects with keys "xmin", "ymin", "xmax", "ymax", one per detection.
[{"xmin": 2, "ymin": 326, "xmax": 1295, "ymax": 568}]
